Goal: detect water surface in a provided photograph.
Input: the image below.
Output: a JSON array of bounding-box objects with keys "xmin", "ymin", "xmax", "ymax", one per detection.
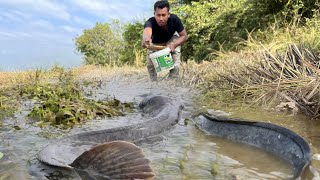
[{"xmin": 0, "ymin": 73, "xmax": 316, "ymax": 179}]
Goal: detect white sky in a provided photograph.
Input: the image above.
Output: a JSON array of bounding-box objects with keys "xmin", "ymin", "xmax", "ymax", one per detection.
[{"xmin": 0, "ymin": 0, "xmax": 155, "ymax": 71}]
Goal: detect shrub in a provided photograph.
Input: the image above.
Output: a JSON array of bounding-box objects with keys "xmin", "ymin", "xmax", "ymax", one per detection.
[{"xmin": 75, "ymin": 22, "xmax": 123, "ymax": 66}]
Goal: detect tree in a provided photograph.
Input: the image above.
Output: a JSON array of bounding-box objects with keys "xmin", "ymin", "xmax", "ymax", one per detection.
[
  {"xmin": 75, "ymin": 22, "xmax": 123, "ymax": 66},
  {"xmin": 120, "ymin": 21, "xmax": 145, "ymax": 65},
  {"xmin": 172, "ymin": 0, "xmax": 320, "ymax": 62}
]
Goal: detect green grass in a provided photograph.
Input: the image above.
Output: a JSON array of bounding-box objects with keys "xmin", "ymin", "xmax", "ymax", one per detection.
[{"xmin": 0, "ymin": 66, "xmax": 135, "ymax": 129}]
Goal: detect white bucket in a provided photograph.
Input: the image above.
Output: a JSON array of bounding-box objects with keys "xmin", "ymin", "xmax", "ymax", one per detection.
[{"xmin": 149, "ymin": 47, "xmax": 174, "ymax": 73}]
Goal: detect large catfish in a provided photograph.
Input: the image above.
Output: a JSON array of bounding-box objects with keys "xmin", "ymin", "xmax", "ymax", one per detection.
[
  {"xmin": 195, "ymin": 113, "xmax": 311, "ymax": 179},
  {"xmin": 38, "ymin": 95, "xmax": 183, "ymax": 179}
]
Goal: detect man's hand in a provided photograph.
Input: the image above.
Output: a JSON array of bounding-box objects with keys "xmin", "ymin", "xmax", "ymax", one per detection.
[
  {"xmin": 142, "ymin": 39, "xmax": 152, "ymax": 48},
  {"xmin": 142, "ymin": 27, "xmax": 152, "ymax": 49},
  {"xmin": 168, "ymin": 42, "xmax": 177, "ymax": 52},
  {"xmin": 167, "ymin": 29, "xmax": 187, "ymax": 52}
]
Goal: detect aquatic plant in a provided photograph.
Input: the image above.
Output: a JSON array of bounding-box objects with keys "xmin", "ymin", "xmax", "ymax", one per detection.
[
  {"xmin": 178, "ymin": 158, "xmax": 186, "ymax": 171},
  {"xmin": 0, "ymin": 89, "xmax": 20, "ymax": 120},
  {"xmin": 0, "ymin": 66, "xmax": 136, "ymax": 127},
  {"xmin": 23, "ymin": 82, "xmax": 133, "ymax": 129},
  {"xmin": 0, "ymin": 152, "xmax": 3, "ymax": 159},
  {"xmin": 17, "ymin": 70, "xmax": 133, "ymax": 129},
  {"xmin": 210, "ymin": 161, "xmax": 219, "ymax": 176},
  {"xmin": 184, "ymin": 118, "xmax": 190, "ymax": 125}
]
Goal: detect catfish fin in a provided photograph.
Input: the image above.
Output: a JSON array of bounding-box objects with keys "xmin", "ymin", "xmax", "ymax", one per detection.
[{"xmin": 70, "ymin": 141, "xmax": 154, "ymax": 180}]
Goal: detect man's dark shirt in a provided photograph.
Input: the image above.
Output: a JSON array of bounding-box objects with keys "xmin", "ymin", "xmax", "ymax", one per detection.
[{"xmin": 144, "ymin": 14, "xmax": 184, "ymax": 44}]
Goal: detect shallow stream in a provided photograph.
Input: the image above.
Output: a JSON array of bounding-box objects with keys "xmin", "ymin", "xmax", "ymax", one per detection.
[{"xmin": 0, "ymin": 73, "xmax": 320, "ymax": 179}]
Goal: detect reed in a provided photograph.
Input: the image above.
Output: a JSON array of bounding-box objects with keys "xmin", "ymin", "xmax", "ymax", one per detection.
[
  {"xmin": 199, "ymin": 44, "xmax": 320, "ymax": 118},
  {"xmin": 189, "ymin": 12, "xmax": 320, "ymax": 117}
]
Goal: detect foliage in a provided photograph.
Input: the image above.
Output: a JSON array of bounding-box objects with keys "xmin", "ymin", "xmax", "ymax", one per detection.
[
  {"xmin": 171, "ymin": 0, "xmax": 320, "ymax": 62},
  {"xmin": 75, "ymin": 20, "xmax": 146, "ymax": 67},
  {"xmin": 0, "ymin": 66, "xmax": 140, "ymax": 128},
  {"xmin": 75, "ymin": 22, "xmax": 123, "ymax": 66},
  {"xmin": 19, "ymin": 70, "xmax": 133, "ymax": 129},
  {"xmin": 253, "ymin": 0, "xmax": 320, "ymax": 19},
  {"xmin": 72, "ymin": 0, "xmax": 320, "ymax": 65},
  {"xmin": 0, "ymin": 69, "xmax": 50, "ymax": 121},
  {"xmin": 120, "ymin": 22, "xmax": 146, "ymax": 66},
  {"xmin": 173, "ymin": 1, "xmax": 239, "ymax": 61},
  {"xmin": 210, "ymin": 162, "xmax": 219, "ymax": 176},
  {"xmin": 0, "ymin": 90, "xmax": 18, "ymax": 120}
]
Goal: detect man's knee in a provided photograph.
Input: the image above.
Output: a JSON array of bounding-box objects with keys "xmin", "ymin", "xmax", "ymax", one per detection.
[
  {"xmin": 147, "ymin": 58, "xmax": 157, "ymax": 81},
  {"xmin": 169, "ymin": 66, "xmax": 179, "ymax": 79},
  {"xmin": 172, "ymin": 51, "xmax": 181, "ymax": 66}
]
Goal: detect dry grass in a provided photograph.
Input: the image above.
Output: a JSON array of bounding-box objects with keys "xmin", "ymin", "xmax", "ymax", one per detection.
[
  {"xmin": 179, "ymin": 61, "xmax": 213, "ymax": 87},
  {"xmin": 3, "ymin": 50, "xmax": 320, "ymax": 119},
  {"xmin": 72, "ymin": 65, "xmax": 145, "ymax": 80},
  {"xmin": 0, "ymin": 65, "xmax": 147, "ymax": 89},
  {"xmin": 199, "ymin": 44, "xmax": 320, "ymax": 118},
  {"xmin": 0, "ymin": 70, "xmax": 48, "ymax": 89}
]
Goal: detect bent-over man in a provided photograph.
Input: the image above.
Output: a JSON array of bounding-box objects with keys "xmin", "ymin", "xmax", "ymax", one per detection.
[{"xmin": 142, "ymin": 0, "xmax": 187, "ymax": 81}]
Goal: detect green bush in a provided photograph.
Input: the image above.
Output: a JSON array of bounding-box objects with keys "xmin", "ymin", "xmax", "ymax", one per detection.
[
  {"xmin": 75, "ymin": 22, "xmax": 123, "ymax": 66},
  {"xmin": 120, "ymin": 21, "xmax": 146, "ymax": 65},
  {"xmin": 172, "ymin": 0, "xmax": 320, "ymax": 62},
  {"xmin": 73, "ymin": 0, "xmax": 320, "ymax": 65},
  {"xmin": 173, "ymin": 1, "xmax": 248, "ymax": 61}
]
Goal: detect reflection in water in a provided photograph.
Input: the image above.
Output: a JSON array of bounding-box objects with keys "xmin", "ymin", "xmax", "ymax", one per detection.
[
  {"xmin": 203, "ymin": 104, "xmax": 320, "ymax": 179},
  {"xmin": 142, "ymin": 124, "xmax": 292, "ymax": 179},
  {"xmin": 0, "ymin": 73, "xmax": 318, "ymax": 179}
]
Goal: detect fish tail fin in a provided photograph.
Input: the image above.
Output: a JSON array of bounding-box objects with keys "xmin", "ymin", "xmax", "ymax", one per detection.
[{"xmin": 70, "ymin": 141, "xmax": 154, "ymax": 179}]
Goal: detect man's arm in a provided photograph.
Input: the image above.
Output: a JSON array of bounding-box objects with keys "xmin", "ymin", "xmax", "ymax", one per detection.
[
  {"xmin": 142, "ymin": 27, "xmax": 152, "ymax": 48},
  {"xmin": 168, "ymin": 29, "xmax": 187, "ymax": 52}
]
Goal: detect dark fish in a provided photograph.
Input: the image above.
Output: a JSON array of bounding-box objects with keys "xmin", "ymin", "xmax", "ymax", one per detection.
[
  {"xmin": 195, "ymin": 113, "xmax": 311, "ymax": 179},
  {"xmin": 38, "ymin": 95, "xmax": 183, "ymax": 179}
]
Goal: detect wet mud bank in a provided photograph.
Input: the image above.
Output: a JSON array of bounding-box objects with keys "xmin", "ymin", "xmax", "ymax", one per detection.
[{"xmin": 0, "ymin": 72, "xmax": 318, "ymax": 179}]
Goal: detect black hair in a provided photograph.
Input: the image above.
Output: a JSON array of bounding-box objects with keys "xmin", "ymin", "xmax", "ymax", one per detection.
[{"xmin": 154, "ymin": 0, "xmax": 170, "ymax": 11}]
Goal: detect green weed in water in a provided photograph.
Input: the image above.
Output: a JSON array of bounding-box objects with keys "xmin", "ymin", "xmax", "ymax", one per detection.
[
  {"xmin": 26, "ymin": 84, "xmax": 132, "ymax": 128},
  {"xmin": 184, "ymin": 118, "xmax": 190, "ymax": 126},
  {"xmin": 179, "ymin": 158, "xmax": 186, "ymax": 171},
  {"xmin": 0, "ymin": 90, "xmax": 20, "ymax": 120},
  {"xmin": 20, "ymin": 72, "xmax": 133, "ymax": 129},
  {"xmin": 0, "ymin": 152, "xmax": 3, "ymax": 159},
  {"xmin": 211, "ymin": 161, "xmax": 219, "ymax": 176}
]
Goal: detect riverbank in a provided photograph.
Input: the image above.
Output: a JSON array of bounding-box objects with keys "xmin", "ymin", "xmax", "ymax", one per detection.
[
  {"xmin": 0, "ymin": 65, "xmax": 147, "ymax": 128},
  {"xmin": 1, "ymin": 58, "xmax": 319, "ymax": 126},
  {"xmin": 0, "ymin": 64, "xmax": 202, "ymax": 179},
  {"xmin": 1, "ymin": 64, "xmax": 320, "ymax": 179},
  {"xmin": 190, "ymin": 44, "xmax": 320, "ymax": 120}
]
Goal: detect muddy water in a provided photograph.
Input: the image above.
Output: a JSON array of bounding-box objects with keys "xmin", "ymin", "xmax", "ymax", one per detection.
[
  {"xmin": 206, "ymin": 105, "xmax": 320, "ymax": 180},
  {"xmin": 0, "ymin": 73, "xmax": 318, "ymax": 179}
]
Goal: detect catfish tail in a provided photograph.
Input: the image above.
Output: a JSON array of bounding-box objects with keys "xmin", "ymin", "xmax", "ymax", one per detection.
[{"xmin": 71, "ymin": 141, "xmax": 154, "ymax": 180}]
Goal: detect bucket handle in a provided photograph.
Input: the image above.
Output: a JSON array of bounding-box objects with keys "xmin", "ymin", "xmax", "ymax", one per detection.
[{"xmin": 147, "ymin": 44, "xmax": 166, "ymax": 51}]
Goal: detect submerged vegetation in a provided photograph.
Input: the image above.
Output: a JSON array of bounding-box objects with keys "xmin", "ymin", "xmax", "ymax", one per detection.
[
  {"xmin": 0, "ymin": 89, "xmax": 18, "ymax": 120},
  {"xmin": 0, "ymin": 67, "xmax": 133, "ymax": 129}
]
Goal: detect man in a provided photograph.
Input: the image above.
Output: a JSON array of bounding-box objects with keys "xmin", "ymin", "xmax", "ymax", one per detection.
[{"xmin": 142, "ymin": 0, "xmax": 187, "ymax": 81}]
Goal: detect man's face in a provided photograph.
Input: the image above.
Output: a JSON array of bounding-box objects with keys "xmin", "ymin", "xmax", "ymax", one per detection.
[{"xmin": 154, "ymin": 7, "xmax": 170, "ymax": 27}]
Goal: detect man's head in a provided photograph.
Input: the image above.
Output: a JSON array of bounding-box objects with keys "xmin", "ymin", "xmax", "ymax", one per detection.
[{"xmin": 154, "ymin": 0, "xmax": 170, "ymax": 27}]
